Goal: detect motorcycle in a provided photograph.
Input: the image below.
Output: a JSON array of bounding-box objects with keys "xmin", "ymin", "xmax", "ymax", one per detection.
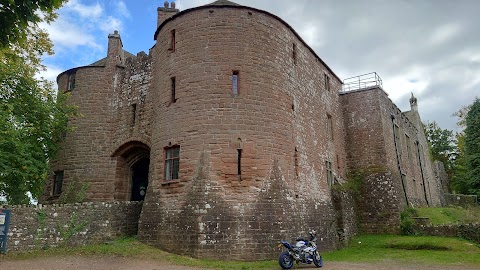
[{"xmin": 278, "ymin": 230, "xmax": 323, "ymax": 269}]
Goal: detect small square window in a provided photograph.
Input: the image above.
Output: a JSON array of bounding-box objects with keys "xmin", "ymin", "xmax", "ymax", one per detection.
[
  {"xmin": 165, "ymin": 145, "xmax": 180, "ymax": 181},
  {"xmin": 53, "ymin": 171, "xmax": 64, "ymax": 196}
]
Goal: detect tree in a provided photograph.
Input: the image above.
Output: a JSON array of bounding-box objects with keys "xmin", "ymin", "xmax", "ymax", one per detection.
[
  {"xmin": 0, "ymin": 0, "xmax": 73, "ymax": 204},
  {"xmin": 423, "ymin": 121, "xmax": 456, "ymax": 177},
  {"xmin": 0, "ymin": 0, "xmax": 64, "ymax": 48},
  {"xmin": 464, "ymin": 97, "xmax": 480, "ymax": 196},
  {"xmin": 451, "ymin": 132, "xmax": 469, "ymax": 194}
]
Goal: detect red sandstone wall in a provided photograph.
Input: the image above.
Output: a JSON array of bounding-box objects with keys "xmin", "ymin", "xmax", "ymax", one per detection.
[
  {"xmin": 340, "ymin": 87, "xmax": 443, "ymax": 233},
  {"xmin": 109, "ymin": 52, "xmax": 153, "ymax": 201},
  {"xmin": 44, "ymin": 65, "xmax": 118, "ymax": 202},
  {"xmin": 139, "ymin": 5, "xmax": 347, "ymax": 259}
]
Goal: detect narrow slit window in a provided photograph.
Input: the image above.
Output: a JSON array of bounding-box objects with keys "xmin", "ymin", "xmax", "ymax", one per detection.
[
  {"xmin": 232, "ymin": 70, "xmax": 239, "ymax": 96},
  {"xmin": 324, "ymin": 73, "xmax": 330, "ymax": 92},
  {"xmin": 325, "ymin": 161, "xmax": 333, "ymax": 187},
  {"xmin": 292, "ymin": 43, "xmax": 297, "ymax": 65},
  {"xmin": 171, "ymin": 77, "xmax": 176, "ymax": 103},
  {"xmin": 294, "ymin": 147, "xmax": 299, "ymax": 176},
  {"xmin": 237, "ymin": 149, "xmax": 242, "ymax": 175},
  {"xmin": 170, "ymin": 29, "xmax": 176, "ymax": 52},
  {"xmin": 67, "ymin": 72, "xmax": 76, "ymax": 90},
  {"xmin": 131, "ymin": 103, "xmax": 137, "ymax": 125},
  {"xmin": 53, "ymin": 171, "xmax": 64, "ymax": 196},
  {"xmin": 326, "ymin": 113, "xmax": 333, "ymax": 140}
]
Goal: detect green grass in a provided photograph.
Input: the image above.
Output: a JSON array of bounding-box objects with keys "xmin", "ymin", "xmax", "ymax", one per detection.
[
  {"xmin": 2, "ymin": 235, "xmax": 480, "ymax": 269},
  {"xmin": 416, "ymin": 206, "xmax": 480, "ymax": 225},
  {"xmin": 324, "ymin": 234, "xmax": 480, "ymax": 266}
]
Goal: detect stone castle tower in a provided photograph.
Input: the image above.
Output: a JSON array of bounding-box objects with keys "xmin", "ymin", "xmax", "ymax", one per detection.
[{"xmin": 44, "ymin": 0, "xmax": 444, "ymax": 260}]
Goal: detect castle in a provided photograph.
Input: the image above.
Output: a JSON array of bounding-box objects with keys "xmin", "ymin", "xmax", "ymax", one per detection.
[{"xmin": 42, "ymin": 0, "xmax": 445, "ymax": 260}]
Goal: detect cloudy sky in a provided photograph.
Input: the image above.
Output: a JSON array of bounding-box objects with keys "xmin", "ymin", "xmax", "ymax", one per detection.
[{"xmin": 39, "ymin": 0, "xmax": 480, "ymax": 131}]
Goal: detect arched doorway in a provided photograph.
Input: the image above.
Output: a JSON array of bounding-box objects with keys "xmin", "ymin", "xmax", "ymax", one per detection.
[
  {"xmin": 112, "ymin": 140, "xmax": 151, "ymax": 201},
  {"xmin": 131, "ymin": 157, "xmax": 149, "ymax": 201}
]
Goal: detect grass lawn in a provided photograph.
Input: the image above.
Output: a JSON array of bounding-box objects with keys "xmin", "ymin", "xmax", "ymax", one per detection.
[
  {"xmin": 324, "ymin": 234, "xmax": 480, "ymax": 266},
  {"xmin": 2, "ymin": 235, "xmax": 480, "ymax": 269},
  {"xmin": 415, "ymin": 206, "xmax": 480, "ymax": 225}
]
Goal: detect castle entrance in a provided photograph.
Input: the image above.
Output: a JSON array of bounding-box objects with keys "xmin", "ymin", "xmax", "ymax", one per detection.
[
  {"xmin": 131, "ymin": 158, "xmax": 149, "ymax": 201},
  {"xmin": 112, "ymin": 141, "xmax": 150, "ymax": 201}
]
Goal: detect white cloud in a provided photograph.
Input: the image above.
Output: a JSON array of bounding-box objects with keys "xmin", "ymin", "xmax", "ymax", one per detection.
[
  {"xmin": 64, "ymin": 0, "xmax": 103, "ymax": 18},
  {"xmin": 428, "ymin": 23, "xmax": 462, "ymax": 45},
  {"xmin": 35, "ymin": 64, "xmax": 64, "ymax": 82},
  {"xmin": 99, "ymin": 16, "xmax": 124, "ymax": 34},
  {"xmin": 298, "ymin": 23, "xmax": 324, "ymax": 48},
  {"xmin": 116, "ymin": 1, "xmax": 131, "ymax": 18},
  {"xmin": 39, "ymin": 19, "xmax": 101, "ymax": 50}
]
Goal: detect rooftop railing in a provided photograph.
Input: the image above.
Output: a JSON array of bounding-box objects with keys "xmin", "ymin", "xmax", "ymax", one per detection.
[{"xmin": 341, "ymin": 72, "xmax": 383, "ymax": 92}]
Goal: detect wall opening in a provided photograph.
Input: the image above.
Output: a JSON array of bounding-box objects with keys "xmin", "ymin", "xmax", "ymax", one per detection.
[
  {"xmin": 112, "ymin": 141, "xmax": 151, "ymax": 201},
  {"xmin": 131, "ymin": 157, "xmax": 149, "ymax": 201}
]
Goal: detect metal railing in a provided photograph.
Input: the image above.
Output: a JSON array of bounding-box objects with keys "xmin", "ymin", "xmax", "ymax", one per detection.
[{"xmin": 341, "ymin": 72, "xmax": 383, "ymax": 92}]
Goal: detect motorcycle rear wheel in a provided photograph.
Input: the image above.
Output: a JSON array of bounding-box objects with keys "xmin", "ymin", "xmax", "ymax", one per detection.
[
  {"xmin": 278, "ymin": 251, "xmax": 294, "ymax": 269},
  {"xmin": 313, "ymin": 252, "xmax": 323, "ymax": 267}
]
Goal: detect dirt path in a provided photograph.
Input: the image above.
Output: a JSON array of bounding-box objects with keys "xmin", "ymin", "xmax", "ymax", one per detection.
[{"xmin": 0, "ymin": 255, "xmax": 479, "ymax": 270}]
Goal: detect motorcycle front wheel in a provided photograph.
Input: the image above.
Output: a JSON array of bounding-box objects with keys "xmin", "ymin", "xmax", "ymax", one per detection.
[
  {"xmin": 313, "ymin": 252, "xmax": 323, "ymax": 267},
  {"xmin": 278, "ymin": 251, "xmax": 294, "ymax": 269}
]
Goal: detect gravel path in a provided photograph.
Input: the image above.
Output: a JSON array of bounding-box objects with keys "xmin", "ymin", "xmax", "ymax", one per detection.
[{"xmin": 0, "ymin": 255, "xmax": 479, "ymax": 270}]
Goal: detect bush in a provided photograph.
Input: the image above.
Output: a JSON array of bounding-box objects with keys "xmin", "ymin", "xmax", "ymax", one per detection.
[{"xmin": 400, "ymin": 207, "xmax": 418, "ymax": 235}]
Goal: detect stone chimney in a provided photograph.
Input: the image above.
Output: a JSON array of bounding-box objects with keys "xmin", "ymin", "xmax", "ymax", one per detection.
[
  {"xmin": 157, "ymin": 1, "xmax": 179, "ymax": 28},
  {"xmin": 107, "ymin": 30, "xmax": 125, "ymax": 67},
  {"xmin": 409, "ymin": 92, "xmax": 418, "ymax": 112}
]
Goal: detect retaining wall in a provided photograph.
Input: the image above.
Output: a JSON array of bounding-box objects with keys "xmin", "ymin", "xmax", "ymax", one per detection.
[
  {"xmin": 413, "ymin": 223, "xmax": 480, "ymax": 245},
  {"xmin": 1, "ymin": 201, "xmax": 142, "ymax": 252}
]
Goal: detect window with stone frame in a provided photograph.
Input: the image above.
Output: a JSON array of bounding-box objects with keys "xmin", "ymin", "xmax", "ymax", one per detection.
[
  {"xmin": 130, "ymin": 103, "xmax": 137, "ymax": 126},
  {"xmin": 292, "ymin": 43, "xmax": 297, "ymax": 65},
  {"xmin": 294, "ymin": 147, "xmax": 299, "ymax": 177},
  {"xmin": 325, "ymin": 161, "xmax": 333, "ymax": 186},
  {"xmin": 237, "ymin": 149, "xmax": 242, "ymax": 176},
  {"xmin": 171, "ymin": 77, "xmax": 176, "ymax": 103},
  {"xmin": 170, "ymin": 29, "xmax": 176, "ymax": 52},
  {"xmin": 67, "ymin": 72, "xmax": 76, "ymax": 90},
  {"xmin": 326, "ymin": 113, "xmax": 333, "ymax": 140},
  {"xmin": 165, "ymin": 145, "xmax": 180, "ymax": 181},
  {"xmin": 324, "ymin": 73, "xmax": 330, "ymax": 92},
  {"xmin": 53, "ymin": 171, "xmax": 64, "ymax": 196},
  {"xmin": 232, "ymin": 70, "xmax": 239, "ymax": 96},
  {"xmin": 405, "ymin": 133, "xmax": 412, "ymax": 161}
]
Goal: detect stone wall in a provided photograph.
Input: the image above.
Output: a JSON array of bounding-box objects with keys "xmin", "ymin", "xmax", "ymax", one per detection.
[
  {"xmin": 138, "ymin": 3, "xmax": 348, "ymax": 260},
  {"xmin": 413, "ymin": 223, "xmax": 480, "ymax": 245},
  {"xmin": 445, "ymin": 193, "xmax": 478, "ymax": 206},
  {"xmin": 1, "ymin": 202, "xmax": 142, "ymax": 252},
  {"xmin": 340, "ymin": 87, "xmax": 443, "ymax": 233}
]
